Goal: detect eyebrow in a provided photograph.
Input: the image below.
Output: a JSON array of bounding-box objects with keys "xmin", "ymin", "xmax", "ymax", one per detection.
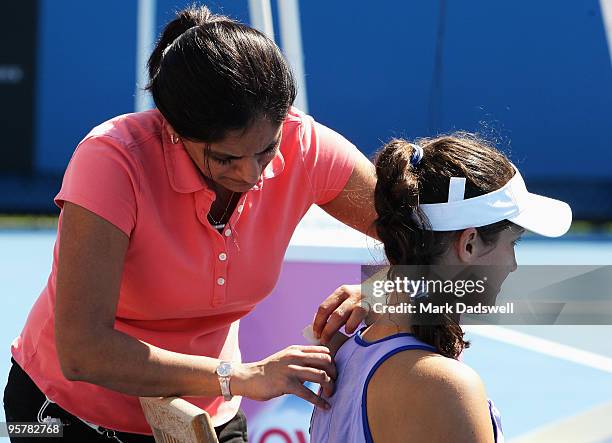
[{"xmin": 207, "ymin": 137, "xmax": 281, "ymax": 160}]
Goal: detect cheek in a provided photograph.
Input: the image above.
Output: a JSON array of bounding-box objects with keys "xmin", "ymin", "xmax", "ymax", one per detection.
[{"xmin": 486, "ymin": 244, "xmax": 514, "ymax": 266}]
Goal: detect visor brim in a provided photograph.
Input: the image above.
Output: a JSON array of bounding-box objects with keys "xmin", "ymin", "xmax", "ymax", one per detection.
[{"xmin": 508, "ymin": 193, "xmax": 572, "ymax": 237}]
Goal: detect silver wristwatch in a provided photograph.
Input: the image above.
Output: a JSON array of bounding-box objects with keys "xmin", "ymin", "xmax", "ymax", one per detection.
[{"xmin": 216, "ymin": 361, "xmax": 233, "ymax": 401}]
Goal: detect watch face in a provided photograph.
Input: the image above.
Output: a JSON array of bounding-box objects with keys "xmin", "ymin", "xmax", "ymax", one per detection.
[{"xmin": 217, "ymin": 362, "xmax": 232, "ymax": 377}]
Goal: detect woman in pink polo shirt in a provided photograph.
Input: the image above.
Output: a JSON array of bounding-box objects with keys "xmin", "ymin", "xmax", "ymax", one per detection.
[{"xmin": 3, "ymin": 6, "xmax": 377, "ymax": 442}]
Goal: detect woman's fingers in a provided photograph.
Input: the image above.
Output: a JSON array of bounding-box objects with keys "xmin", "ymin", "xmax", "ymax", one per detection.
[
  {"xmin": 291, "ymin": 348, "xmax": 337, "ymax": 380},
  {"xmin": 343, "ymin": 301, "xmax": 369, "ymax": 335},
  {"xmin": 312, "ymin": 284, "xmax": 374, "ymax": 344},
  {"xmin": 239, "ymin": 345, "xmax": 338, "ymax": 403},
  {"xmin": 312, "ymin": 285, "xmax": 353, "ymax": 340},
  {"xmin": 271, "ymin": 345, "xmax": 337, "ymax": 378},
  {"xmin": 288, "ymin": 365, "xmax": 335, "ymax": 397},
  {"xmin": 318, "ymin": 298, "xmax": 354, "ymax": 345},
  {"xmin": 288, "ymin": 381, "xmax": 330, "ymax": 409},
  {"xmin": 291, "ymin": 345, "xmax": 331, "ymax": 354}
]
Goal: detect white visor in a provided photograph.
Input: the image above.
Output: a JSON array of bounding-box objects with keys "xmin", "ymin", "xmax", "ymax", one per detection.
[{"xmin": 418, "ymin": 164, "xmax": 572, "ymax": 237}]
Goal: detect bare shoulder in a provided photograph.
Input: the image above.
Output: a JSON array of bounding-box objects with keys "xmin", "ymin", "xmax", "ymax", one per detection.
[
  {"xmin": 404, "ymin": 351, "xmax": 486, "ymax": 395},
  {"xmin": 366, "ymin": 350, "xmax": 494, "ymax": 443}
]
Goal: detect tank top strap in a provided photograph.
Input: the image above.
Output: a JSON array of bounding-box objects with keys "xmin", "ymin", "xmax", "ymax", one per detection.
[
  {"xmin": 488, "ymin": 399, "xmax": 505, "ymax": 442},
  {"xmin": 354, "ymin": 327, "xmax": 437, "ymax": 443}
]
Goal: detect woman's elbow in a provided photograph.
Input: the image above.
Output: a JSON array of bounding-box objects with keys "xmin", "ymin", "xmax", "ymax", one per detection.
[
  {"xmin": 55, "ymin": 329, "xmax": 97, "ymax": 382},
  {"xmin": 56, "ymin": 342, "xmax": 85, "ymax": 381}
]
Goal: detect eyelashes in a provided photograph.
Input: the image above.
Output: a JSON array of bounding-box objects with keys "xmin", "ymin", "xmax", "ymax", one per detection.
[{"xmin": 211, "ymin": 145, "xmax": 278, "ymax": 165}]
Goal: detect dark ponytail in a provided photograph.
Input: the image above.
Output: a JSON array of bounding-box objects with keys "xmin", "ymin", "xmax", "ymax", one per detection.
[
  {"xmin": 146, "ymin": 5, "xmax": 296, "ymax": 142},
  {"xmin": 373, "ymin": 133, "xmax": 516, "ymax": 358}
]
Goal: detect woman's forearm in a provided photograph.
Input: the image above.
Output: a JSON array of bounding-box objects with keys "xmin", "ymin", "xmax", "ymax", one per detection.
[
  {"xmin": 58, "ymin": 324, "xmax": 336, "ymax": 409},
  {"xmin": 61, "ymin": 327, "xmax": 252, "ymax": 398}
]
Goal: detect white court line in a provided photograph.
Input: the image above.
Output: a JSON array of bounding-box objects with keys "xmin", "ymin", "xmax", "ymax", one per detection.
[{"xmin": 464, "ymin": 325, "xmax": 612, "ymax": 374}]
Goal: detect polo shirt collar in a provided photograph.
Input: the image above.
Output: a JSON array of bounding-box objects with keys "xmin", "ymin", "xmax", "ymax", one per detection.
[{"xmin": 162, "ymin": 117, "xmax": 285, "ymax": 194}]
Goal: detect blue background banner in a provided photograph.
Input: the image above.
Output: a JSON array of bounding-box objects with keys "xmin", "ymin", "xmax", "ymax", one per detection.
[{"xmin": 1, "ymin": 0, "xmax": 610, "ymax": 218}]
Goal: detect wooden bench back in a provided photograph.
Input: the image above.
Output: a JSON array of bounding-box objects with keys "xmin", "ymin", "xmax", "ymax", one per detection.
[{"xmin": 139, "ymin": 397, "xmax": 219, "ymax": 443}]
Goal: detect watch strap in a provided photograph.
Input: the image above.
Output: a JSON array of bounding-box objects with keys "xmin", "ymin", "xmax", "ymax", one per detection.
[{"xmin": 219, "ymin": 376, "xmax": 232, "ymax": 401}]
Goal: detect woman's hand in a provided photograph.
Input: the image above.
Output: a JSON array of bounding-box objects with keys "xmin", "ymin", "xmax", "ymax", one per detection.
[
  {"xmin": 231, "ymin": 345, "xmax": 336, "ymax": 409},
  {"xmin": 312, "ymin": 284, "xmax": 378, "ymax": 345}
]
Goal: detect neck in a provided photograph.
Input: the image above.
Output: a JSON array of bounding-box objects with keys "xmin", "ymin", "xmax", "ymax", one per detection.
[{"xmin": 367, "ymin": 290, "xmax": 462, "ymax": 339}]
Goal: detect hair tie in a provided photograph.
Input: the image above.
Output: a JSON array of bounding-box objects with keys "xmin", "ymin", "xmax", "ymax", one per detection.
[{"xmin": 410, "ymin": 144, "xmax": 424, "ymax": 167}]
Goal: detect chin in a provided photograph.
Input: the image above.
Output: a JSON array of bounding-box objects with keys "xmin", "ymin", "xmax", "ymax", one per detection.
[
  {"xmin": 216, "ymin": 178, "xmax": 251, "ymax": 192},
  {"xmin": 231, "ymin": 183, "xmax": 257, "ymax": 192}
]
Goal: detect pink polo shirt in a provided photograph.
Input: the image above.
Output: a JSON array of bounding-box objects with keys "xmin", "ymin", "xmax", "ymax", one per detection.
[{"xmin": 10, "ymin": 107, "xmax": 359, "ymax": 434}]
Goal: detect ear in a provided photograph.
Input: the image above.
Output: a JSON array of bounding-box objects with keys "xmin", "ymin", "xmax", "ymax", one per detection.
[{"xmin": 455, "ymin": 228, "xmax": 479, "ymax": 263}]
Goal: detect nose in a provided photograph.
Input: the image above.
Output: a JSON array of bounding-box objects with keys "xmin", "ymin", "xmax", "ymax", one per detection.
[
  {"xmin": 235, "ymin": 158, "xmax": 262, "ymax": 185},
  {"xmin": 510, "ymin": 252, "xmax": 518, "ymax": 273}
]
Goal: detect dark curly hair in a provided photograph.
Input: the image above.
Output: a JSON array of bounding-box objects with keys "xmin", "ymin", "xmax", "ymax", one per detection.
[{"xmin": 373, "ymin": 132, "xmax": 515, "ymax": 358}]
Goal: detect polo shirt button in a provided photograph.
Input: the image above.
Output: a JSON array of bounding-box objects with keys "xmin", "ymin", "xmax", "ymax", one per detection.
[
  {"xmin": 217, "ymin": 277, "xmax": 225, "ymax": 286},
  {"xmin": 224, "ymin": 229, "xmax": 232, "ymax": 237},
  {"xmin": 219, "ymin": 252, "xmax": 227, "ymax": 261},
  {"xmin": 237, "ymin": 205, "xmax": 244, "ymax": 213}
]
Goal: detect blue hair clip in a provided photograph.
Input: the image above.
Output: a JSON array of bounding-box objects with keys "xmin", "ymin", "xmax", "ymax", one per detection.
[{"xmin": 410, "ymin": 144, "xmax": 424, "ymax": 166}]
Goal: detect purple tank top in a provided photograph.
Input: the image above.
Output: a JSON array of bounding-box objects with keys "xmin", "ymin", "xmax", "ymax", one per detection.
[{"xmin": 309, "ymin": 327, "xmax": 504, "ymax": 442}]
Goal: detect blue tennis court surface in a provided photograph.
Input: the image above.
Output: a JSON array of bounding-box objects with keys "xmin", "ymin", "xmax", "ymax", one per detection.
[{"xmin": 1, "ymin": 209, "xmax": 611, "ymax": 442}]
